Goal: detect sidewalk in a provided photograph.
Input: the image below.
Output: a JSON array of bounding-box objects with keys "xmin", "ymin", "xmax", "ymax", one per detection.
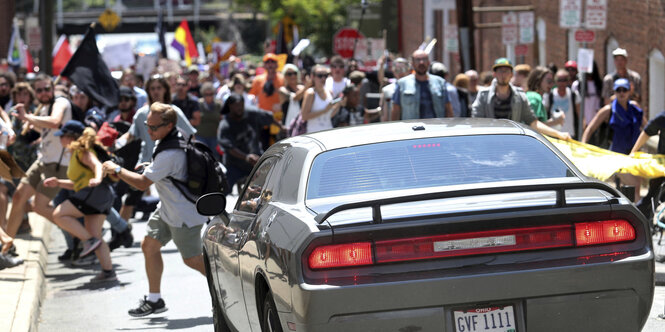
[{"xmin": 0, "ymin": 213, "xmax": 52, "ymax": 332}]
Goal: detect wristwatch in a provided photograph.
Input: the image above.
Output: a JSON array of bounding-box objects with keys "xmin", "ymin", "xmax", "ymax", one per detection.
[{"xmin": 114, "ymin": 166, "xmax": 122, "ymax": 175}]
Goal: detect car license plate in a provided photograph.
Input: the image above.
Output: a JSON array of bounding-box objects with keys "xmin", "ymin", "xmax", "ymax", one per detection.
[{"xmin": 453, "ymin": 305, "xmax": 516, "ymax": 332}]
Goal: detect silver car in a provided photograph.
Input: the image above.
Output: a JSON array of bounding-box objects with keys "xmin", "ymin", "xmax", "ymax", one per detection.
[{"xmin": 198, "ymin": 118, "xmax": 654, "ymax": 332}]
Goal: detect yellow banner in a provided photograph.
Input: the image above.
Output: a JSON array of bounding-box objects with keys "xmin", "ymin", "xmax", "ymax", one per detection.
[{"xmin": 547, "ymin": 137, "xmax": 665, "ymax": 181}]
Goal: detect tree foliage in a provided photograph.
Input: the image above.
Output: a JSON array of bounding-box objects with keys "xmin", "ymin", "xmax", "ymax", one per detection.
[{"xmin": 231, "ymin": 0, "xmax": 372, "ymax": 56}]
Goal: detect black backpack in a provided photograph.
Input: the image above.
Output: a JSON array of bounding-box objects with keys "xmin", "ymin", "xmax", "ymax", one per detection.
[{"xmin": 153, "ymin": 130, "xmax": 229, "ymax": 203}]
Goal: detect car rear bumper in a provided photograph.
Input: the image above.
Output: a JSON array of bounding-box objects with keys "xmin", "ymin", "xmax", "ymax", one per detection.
[{"xmin": 286, "ymin": 254, "xmax": 654, "ymax": 332}]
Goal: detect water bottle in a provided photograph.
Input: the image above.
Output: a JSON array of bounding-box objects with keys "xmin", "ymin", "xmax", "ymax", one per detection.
[{"xmin": 551, "ymin": 108, "xmax": 564, "ymax": 131}]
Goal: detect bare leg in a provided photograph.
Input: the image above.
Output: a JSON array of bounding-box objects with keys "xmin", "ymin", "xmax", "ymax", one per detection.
[
  {"xmin": 32, "ymin": 192, "xmax": 55, "ymax": 222},
  {"xmin": 85, "ymin": 214, "xmax": 112, "ymax": 270},
  {"xmin": 0, "ymin": 183, "xmax": 9, "ymax": 230},
  {"xmin": 52, "ymin": 200, "xmax": 91, "ymax": 241},
  {"xmin": 183, "ymin": 254, "xmax": 205, "ymax": 275},
  {"xmin": 119, "ymin": 205, "xmax": 134, "ymax": 222},
  {"xmin": 142, "ymin": 236, "xmax": 163, "ymax": 293},
  {"xmin": 6, "ymin": 182, "xmax": 35, "ymax": 238}
]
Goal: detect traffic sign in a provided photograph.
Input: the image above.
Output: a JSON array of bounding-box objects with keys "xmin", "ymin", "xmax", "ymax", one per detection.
[
  {"xmin": 333, "ymin": 27, "xmax": 364, "ymax": 59},
  {"xmin": 585, "ymin": 0, "xmax": 607, "ymax": 29},
  {"xmin": 502, "ymin": 12, "xmax": 518, "ymax": 45},
  {"xmin": 515, "ymin": 44, "xmax": 528, "ymax": 56},
  {"xmin": 560, "ymin": 0, "xmax": 582, "ymax": 28},
  {"xmin": 518, "ymin": 12, "xmax": 534, "ymax": 44},
  {"xmin": 574, "ymin": 29, "xmax": 595, "ymax": 43},
  {"xmin": 98, "ymin": 9, "xmax": 120, "ymax": 31}
]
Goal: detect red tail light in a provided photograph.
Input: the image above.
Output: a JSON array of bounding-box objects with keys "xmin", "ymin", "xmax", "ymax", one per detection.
[
  {"xmin": 308, "ymin": 242, "xmax": 373, "ymax": 269},
  {"xmin": 575, "ymin": 220, "xmax": 636, "ymax": 246},
  {"xmin": 308, "ymin": 220, "xmax": 637, "ymax": 270}
]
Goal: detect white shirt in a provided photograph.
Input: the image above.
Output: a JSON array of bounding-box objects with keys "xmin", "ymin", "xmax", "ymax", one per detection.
[
  {"xmin": 143, "ymin": 148, "xmax": 207, "ymax": 227},
  {"xmin": 549, "ymin": 87, "xmax": 580, "ymax": 136},
  {"xmin": 38, "ymin": 97, "xmax": 72, "ymax": 165},
  {"xmin": 306, "ymin": 88, "xmax": 333, "ymax": 133},
  {"xmin": 325, "ymin": 77, "xmax": 349, "ymax": 98}
]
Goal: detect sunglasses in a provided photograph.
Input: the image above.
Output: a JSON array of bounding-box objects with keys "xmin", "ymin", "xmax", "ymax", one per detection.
[
  {"xmin": 315, "ymin": 73, "xmax": 329, "ymax": 79},
  {"xmin": 284, "ymin": 72, "xmax": 298, "ymax": 77},
  {"xmin": 0, "ymin": 83, "xmax": 9, "ymax": 88},
  {"xmin": 35, "ymin": 86, "xmax": 52, "ymax": 94},
  {"xmin": 556, "ymin": 78, "xmax": 568, "ymax": 82},
  {"xmin": 144, "ymin": 121, "xmax": 168, "ymax": 131},
  {"xmin": 119, "ymin": 96, "xmax": 133, "ymax": 102},
  {"xmin": 331, "ymin": 65, "xmax": 344, "ymax": 69},
  {"xmin": 615, "ymin": 88, "xmax": 629, "ymax": 93},
  {"xmin": 176, "ymin": 82, "xmax": 187, "ymax": 86}
]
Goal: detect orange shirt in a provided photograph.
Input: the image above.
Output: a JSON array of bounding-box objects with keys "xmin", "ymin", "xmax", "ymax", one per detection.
[{"xmin": 249, "ymin": 73, "xmax": 284, "ymax": 113}]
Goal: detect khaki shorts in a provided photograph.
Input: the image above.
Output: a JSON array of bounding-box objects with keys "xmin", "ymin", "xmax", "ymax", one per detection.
[
  {"xmin": 146, "ymin": 208, "xmax": 203, "ymax": 259},
  {"xmin": 21, "ymin": 161, "xmax": 68, "ymax": 199}
]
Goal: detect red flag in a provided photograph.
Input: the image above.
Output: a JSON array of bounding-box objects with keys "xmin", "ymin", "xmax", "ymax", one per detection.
[
  {"xmin": 52, "ymin": 35, "xmax": 72, "ymax": 76},
  {"xmin": 24, "ymin": 47, "xmax": 34, "ymax": 73}
]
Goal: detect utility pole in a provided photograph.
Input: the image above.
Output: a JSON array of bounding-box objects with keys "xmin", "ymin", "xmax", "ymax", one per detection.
[
  {"xmin": 40, "ymin": 0, "xmax": 53, "ymax": 75},
  {"xmin": 455, "ymin": 0, "xmax": 475, "ymax": 71}
]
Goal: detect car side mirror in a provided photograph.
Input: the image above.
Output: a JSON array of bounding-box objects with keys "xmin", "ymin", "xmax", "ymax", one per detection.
[{"xmin": 196, "ymin": 192, "xmax": 227, "ymax": 216}]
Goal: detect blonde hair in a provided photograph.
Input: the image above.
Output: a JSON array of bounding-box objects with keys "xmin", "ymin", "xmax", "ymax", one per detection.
[
  {"xmin": 149, "ymin": 102, "xmax": 177, "ymax": 125},
  {"xmin": 453, "ymin": 74, "xmax": 470, "ymax": 90},
  {"xmin": 68, "ymin": 127, "xmax": 98, "ymax": 153}
]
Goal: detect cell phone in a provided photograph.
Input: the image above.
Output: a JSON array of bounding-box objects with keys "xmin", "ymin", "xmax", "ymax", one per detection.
[{"xmin": 331, "ymin": 97, "xmax": 343, "ymax": 104}]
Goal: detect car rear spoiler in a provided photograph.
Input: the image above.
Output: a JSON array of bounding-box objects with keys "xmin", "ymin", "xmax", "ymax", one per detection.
[{"xmin": 314, "ymin": 181, "xmax": 623, "ymax": 224}]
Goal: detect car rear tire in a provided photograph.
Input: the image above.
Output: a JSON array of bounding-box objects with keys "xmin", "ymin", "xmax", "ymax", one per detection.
[
  {"xmin": 204, "ymin": 253, "xmax": 231, "ymax": 332},
  {"xmin": 261, "ymin": 292, "xmax": 283, "ymax": 332}
]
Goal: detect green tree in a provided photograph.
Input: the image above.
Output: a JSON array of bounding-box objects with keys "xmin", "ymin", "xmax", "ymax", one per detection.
[{"xmin": 231, "ymin": 0, "xmax": 374, "ymax": 56}]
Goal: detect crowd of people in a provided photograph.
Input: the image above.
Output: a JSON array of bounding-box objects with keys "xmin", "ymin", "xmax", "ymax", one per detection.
[{"xmin": 0, "ymin": 42, "xmax": 662, "ymax": 314}]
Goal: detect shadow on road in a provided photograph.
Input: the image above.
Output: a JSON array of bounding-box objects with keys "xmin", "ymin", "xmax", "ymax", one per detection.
[{"xmin": 121, "ymin": 316, "xmax": 213, "ymax": 330}]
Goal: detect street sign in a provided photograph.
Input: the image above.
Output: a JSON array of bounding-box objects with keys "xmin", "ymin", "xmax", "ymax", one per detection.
[
  {"xmin": 502, "ymin": 12, "xmax": 518, "ymax": 45},
  {"xmin": 518, "ymin": 12, "xmax": 534, "ymax": 44},
  {"xmin": 574, "ymin": 29, "xmax": 595, "ymax": 42},
  {"xmin": 585, "ymin": 0, "xmax": 607, "ymax": 29},
  {"xmin": 560, "ymin": 0, "xmax": 582, "ymax": 28},
  {"xmin": 577, "ymin": 48, "xmax": 594, "ymax": 73},
  {"xmin": 333, "ymin": 27, "xmax": 364, "ymax": 59},
  {"xmin": 515, "ymin": 44, "xmax": 529, "ymax": 56},
  {"xmin": 445, "ymin": 25, "xmax": 459, "ymax": 52},
  {"xmin": 98, "ymin": 9, "xmax": 120, "ymax": 31}
]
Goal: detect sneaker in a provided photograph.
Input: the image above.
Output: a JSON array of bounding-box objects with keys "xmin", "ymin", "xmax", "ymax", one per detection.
[
  {"xmin": 58, "ymin": 249, "xmax": 74, "ymax": 262},
  {"xmin": 71, "ymin": 254, "xmax": 98, "ymax": 267},
  {"xmin": 90, "ymin": 270, "xmax": 117, "ymax": 283},
  {"xmin": 128, "ymin": 296, "xmax": 168, "ymax": 317},
  {"xmin": 80, "ymin": 237, "xmax": 102, "ymax": 258},
  {"xmin": 0, "ymin": 253, "xmax": 24, "ymax": 269},
  {"xmin": 109, "ymin": 228, "xmax": 134, "ymax": 251}
]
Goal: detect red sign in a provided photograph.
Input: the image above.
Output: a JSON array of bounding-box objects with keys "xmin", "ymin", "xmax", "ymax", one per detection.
[
  {"xmin": 333, "ymin": 27, "xmax": 364, "ymax": 59},
  {"xmin": 515, "ymin": 44, "xmax": 528, "ymax": 56},
  {"xmin": 574, "ymin": 29, "xmax": 595, "ymax": 43}
]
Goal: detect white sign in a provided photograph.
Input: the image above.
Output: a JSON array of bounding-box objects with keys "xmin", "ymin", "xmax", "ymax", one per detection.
[
  {"xmin": 519, "ymin": 12, "xmax": 534, "ymax": 44},
  {"xmin": 585, "ymin": 0, "xmax": 607, "ymax": 29},
  {"xmin": 25, "ymin": 17, "xmax": 41, "ymax": 51},
  {"xmin": 560, "ymin": 0, "xmax": 582, "ymax": 28},
  {"xmin": 502, "ymin": 12, "xmax": 518, "ymax": 45},
  {"xmin": 577, "ymin": 48, "xmax": 594, "ymax": 73},
  {"xmin": 102, "ymin": 41, "xmax": 136, "ymax": 69},
  {"xmin": 355, "ymin": 38, "xmax": 385, "ymax": 63},
  {"xmin": 445, "ymin": 25, "xmax": 459, "ymax": 53}
]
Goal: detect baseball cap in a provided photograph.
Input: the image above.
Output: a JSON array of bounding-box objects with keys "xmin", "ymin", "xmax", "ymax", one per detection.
[
  {"xmin": 187, "ymin": 65, "xmax": 199, "ymax": 74},
  {"xmin": 564, "ymin": 60, "xmax": 578, "ymax": 69},
  {"xmin": 54, "ymin": 120, "xmax": 85, "ymax": 137},
  {"xmin": 118, "ymin": 86, "xmax": 136, "ymax": 99},
  {"xmin": 263, "ymin": 53, "xmax": 279, "ymax": 63},
  {"xmin": 613, "ymin": 78, "xmax": 630, "ymax": 91},
  {"xmin": 492, "ymin": 58, "xmax": 513, "ymax": 71},
  {"xmin": 612, "ymin": 48, "xmax": 628, "ymax": 58}
]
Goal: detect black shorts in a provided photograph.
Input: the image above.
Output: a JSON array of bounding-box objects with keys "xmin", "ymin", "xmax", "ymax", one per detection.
[{"xmin": 68, "ymin": 184, "xmax": 115, "ymax": 215}]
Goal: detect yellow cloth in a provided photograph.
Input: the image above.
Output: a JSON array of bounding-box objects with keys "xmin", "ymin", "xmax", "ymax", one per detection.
[
  {"xmin": 547, "ymin": 137, "xmax": 665, "ymax": 181},
  {"xmin": 67, "ymin": 149, "xmax": 96, "ymax": 192}
]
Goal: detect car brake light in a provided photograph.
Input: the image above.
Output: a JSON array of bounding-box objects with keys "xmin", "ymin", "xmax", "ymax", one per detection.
[
  {"xmin": 374, "ymin": 225, "xmax": 573, "ymax": 263},
  {"xmin": 307, "ymin": 220, "xmax": 636, "ymax": 270},
  {"xmin": 574, "ymin": 220, "xmax": 635, "ymax": 246},
  {"xmin": 308, "ymin": 242, "xmax": 373, "ymax": 269}
]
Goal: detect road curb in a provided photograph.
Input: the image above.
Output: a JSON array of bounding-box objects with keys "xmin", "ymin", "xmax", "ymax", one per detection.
[{"xmin": 1, "ymin": 214, "xmax": 52, "ymax": 332}]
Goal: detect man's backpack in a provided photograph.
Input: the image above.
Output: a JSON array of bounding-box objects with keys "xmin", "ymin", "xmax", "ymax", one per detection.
[{"xmin": 153, "ymin": 131, "xmax": 229, "ymax": 203}]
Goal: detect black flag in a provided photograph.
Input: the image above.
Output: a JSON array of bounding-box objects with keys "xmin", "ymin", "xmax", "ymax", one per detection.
[
  {"xmin": 156, "ymin": 7, "xmax": 168, "ymax": 58},
  {"xmin": 60, "ymin": 25, "xmax": 119, "ymax": 108}
]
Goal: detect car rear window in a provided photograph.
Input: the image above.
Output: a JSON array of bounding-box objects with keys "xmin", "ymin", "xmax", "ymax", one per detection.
[{"xmin": 306, "ymin": 135, "xmax": 574, "ymax": 199}]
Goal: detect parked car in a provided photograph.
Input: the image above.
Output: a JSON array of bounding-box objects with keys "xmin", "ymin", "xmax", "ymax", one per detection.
[{"xmin": 198, "ymin": 118, "xmax": 654, "ymax": 332}]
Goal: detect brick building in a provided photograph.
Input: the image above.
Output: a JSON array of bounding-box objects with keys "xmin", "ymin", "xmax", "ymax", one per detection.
[{"xmin": 397, "ymin": 0, "xmax": 665, "ymax": 119}]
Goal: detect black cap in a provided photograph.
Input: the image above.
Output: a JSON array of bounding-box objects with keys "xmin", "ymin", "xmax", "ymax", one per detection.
[
  {"xmin": 119, "ymin": 86, "xmax": 136, "ymax": 99},
  {"xmin": 54, "ymin": 120, "xmax": 85, "ymax": 137}
]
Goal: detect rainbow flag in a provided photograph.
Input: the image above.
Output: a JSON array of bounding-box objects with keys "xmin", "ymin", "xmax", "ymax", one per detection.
[{"xmin": 171, "ymin": 19, "xmax": 198, "ymax": 65}]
